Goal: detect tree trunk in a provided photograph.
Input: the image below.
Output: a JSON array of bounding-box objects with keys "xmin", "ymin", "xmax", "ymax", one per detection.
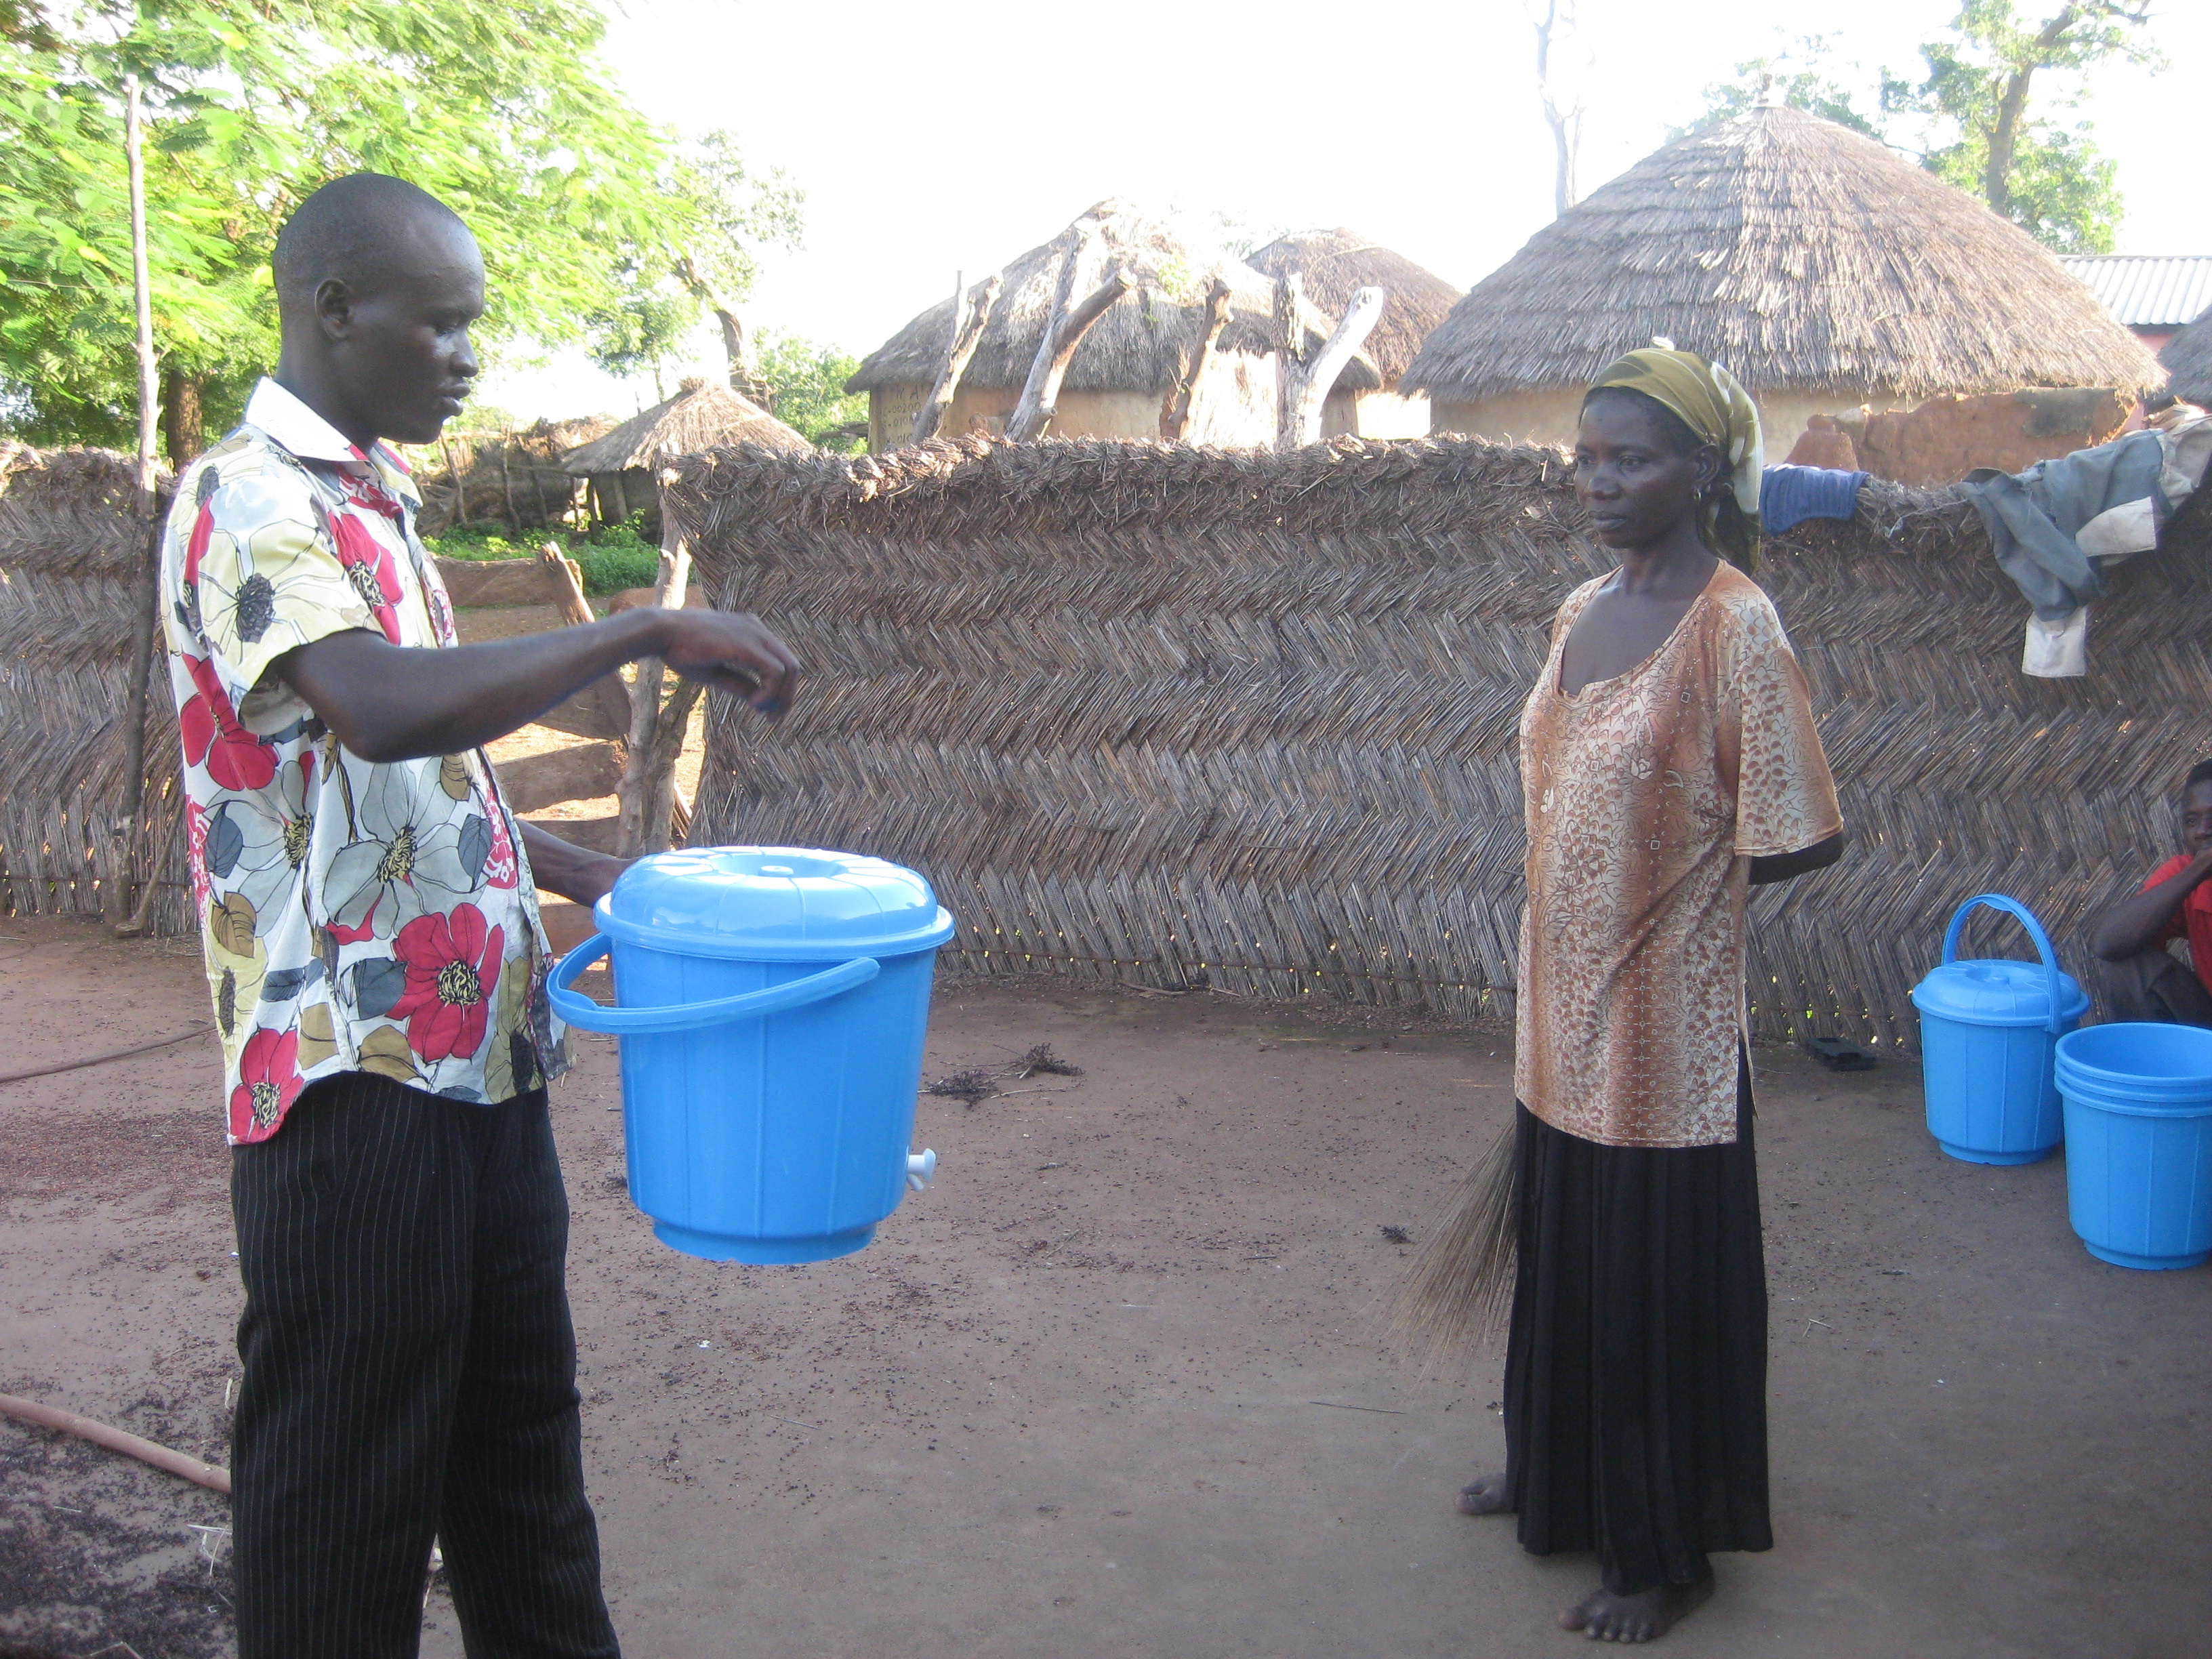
[
  {"xmin": 1286, "ymin": 287, "xmax": 1387, "ymax": 448},
  {"xmin": 159, "ymin": 369, "xmax": 205, "ymax": 466},
  {"xmin": 1273, "ymin": 272, "xmax": 1304, "ymax": 451},
  {"xmin": 1162, "ymin": 275, "xmax": 1233, "ymax": 441},
  {"xmin": 1006, "ymin": 217, "xmax": 1126, "ymax": 443},
  {"xmin": 113, "ymin": 74, "xmax": 161, "ymax": 934},
  {"xmin": 1984, "ymin": 7, "xmax": 2079, "ymax": 216},
  {"xmin": 1531, "ymin": 0, "xmax": 1583, "ymax": 217},
  {"xmin": 679, "ymin": 253, "xmax": 772, "ymax": 405},
  {"xmin": 912, "ymin": 271, "xmax": 1003, "ymax": 446},
  {"xmin": 614, "ymin": 525, "xmax": 693, "ymax": 857}
]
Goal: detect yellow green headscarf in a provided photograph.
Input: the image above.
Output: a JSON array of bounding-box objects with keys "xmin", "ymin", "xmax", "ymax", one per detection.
[{"xmin": 1586, "ymin": 344, "xmax": 1765, "ymax": 571}]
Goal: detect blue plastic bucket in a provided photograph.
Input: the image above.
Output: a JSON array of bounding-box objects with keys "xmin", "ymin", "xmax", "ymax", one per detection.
[
  {"xmin": 1910, "ymin": 895, "xmax": 2089, "ymax": 1165},
  {"xmin": 547, "ymin": 846, "xmax": 956, "ymax": 1264},
  {"xmin": 2055, "ymin": 1023, "xmax": 2212, "ymax": 1271}
]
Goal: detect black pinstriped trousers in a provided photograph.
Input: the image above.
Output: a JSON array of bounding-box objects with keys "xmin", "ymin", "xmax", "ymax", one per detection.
[{"xmin": 230, "ymin": 1070, "xmax": 619, "ymax": 1658}]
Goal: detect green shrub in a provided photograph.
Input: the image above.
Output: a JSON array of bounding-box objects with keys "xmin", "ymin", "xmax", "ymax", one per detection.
[{"xmin": 571, "ymin": 542, "xmax": 659, "ymax": 594}]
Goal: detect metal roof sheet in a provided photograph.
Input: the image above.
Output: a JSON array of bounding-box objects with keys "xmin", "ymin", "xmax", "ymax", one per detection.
[{"xmin": 2058, "ymin": 255, "xmax": 2212, "ymax": 330}]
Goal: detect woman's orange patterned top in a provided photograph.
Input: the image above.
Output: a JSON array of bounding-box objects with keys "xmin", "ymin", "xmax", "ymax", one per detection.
[{"xmin": 1515, "ymin": 562, "xmax": 1841, "ymax": 1148}]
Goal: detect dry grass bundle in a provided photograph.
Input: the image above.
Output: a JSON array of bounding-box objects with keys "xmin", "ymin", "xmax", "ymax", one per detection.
[
  {"xmin": 846, "ymin": 201, "xmax": 1380, "ymax": 397},
  {"xmin": 1406, "ymin": 106, "xmax": 2160, "ymax": 403},
  {"xmin": 1382, "ymin": 1122, "xmax": 1519, "ymax": 1370},
  {"xmin": 657, "ymin": 430, "xmax": 2210, "ymax": 1052},
  {"xmin": 2163, "ymin": 307, "xmax": 2212, "ymax": 406},
  {"xmin": 0, "ymin": 445, "xmax": 190, "ymax": 933}
]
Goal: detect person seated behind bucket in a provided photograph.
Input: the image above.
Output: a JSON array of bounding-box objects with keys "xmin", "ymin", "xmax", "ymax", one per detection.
[{"xmin": 2087, "ymin": 760, "xmax": 2212, "ymax": 1026}]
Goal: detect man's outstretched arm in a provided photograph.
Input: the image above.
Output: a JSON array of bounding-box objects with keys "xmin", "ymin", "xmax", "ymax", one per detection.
[
  {"xmin": 274, "ymin": 608, "xmax": 799, "ymax": 763},
  {"xmin": 2091, "ymin": 851, "xmax": 2212, "ymax": 961}
]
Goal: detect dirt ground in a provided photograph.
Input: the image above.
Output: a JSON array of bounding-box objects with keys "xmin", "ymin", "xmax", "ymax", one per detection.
[{"xmin": 2, "ymin": 913, "xmax": 2208, "ymax": 1659}]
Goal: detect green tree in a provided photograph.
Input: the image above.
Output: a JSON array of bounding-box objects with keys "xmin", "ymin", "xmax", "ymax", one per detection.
[
  {"xmin": 1685, "ymin": 6, "xmax": 2158, "ymax": 253},
  {"xmin": 1884, "ymin": 1, "xmax": 2156, "ymax": 253},
  {"xmin": 1680, "ymin": 37, "xmax": 1882, "ymax": 139},
  {"xmin": 1, "ymin": 0, "xmax": 709, "ymax": 457},
  {"xmin": 757, "ymin": 331, "xmax": 866, "ymax": 451},
  {"xmin": 581, "ymin": 131, "xmax": 804, "ymax": 403}
]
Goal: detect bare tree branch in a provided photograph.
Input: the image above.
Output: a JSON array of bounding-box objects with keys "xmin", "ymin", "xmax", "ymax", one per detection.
[
  {"xmin": 1163, "ymin": 274, "xmax": 1233, "ymax": 441},
  {"xmin": 1006, "ymin": 222, "xmax": 1131, "ymax": 441},
  {"xmin": 912, "ymin": 270, "xmax": 1002, "ymax": 445}
]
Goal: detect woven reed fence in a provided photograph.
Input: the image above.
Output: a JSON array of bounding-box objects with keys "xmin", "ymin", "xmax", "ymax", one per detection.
[
  {"xmin": 661, "ymin": 433, "xmax": 2210, "ymax": 1050},
  {"xmin": 0, "ymin": 444, "xmax": 191, "ymax": 933}
]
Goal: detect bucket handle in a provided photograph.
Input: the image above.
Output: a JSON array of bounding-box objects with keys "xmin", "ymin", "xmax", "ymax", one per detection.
[
  {"xmin": 546, "ymin": 934, "xmax": 881, "ymax": 1035},
  {"xmin": 1942, "ymin": 894, "xmax": 2068, "ymax": 1033}
]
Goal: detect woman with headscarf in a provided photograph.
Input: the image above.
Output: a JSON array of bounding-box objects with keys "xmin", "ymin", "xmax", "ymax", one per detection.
[{"xmin": 1448, "ymin": 347, "xmax": 1845, "ymax": 1641}]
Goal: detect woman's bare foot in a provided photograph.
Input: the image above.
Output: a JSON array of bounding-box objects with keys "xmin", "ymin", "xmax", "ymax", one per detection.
[
  {"xmin": 1559, "ymin": 1568, "xmax": 1713, "ymax": 1642},
  {"xmin": 1456, "ymin": 1472, "xmax": 1509, "ymax": 1515}
]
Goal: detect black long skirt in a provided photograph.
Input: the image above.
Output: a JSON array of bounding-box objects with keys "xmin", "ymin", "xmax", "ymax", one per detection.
[{"xmin": 1500, "ymin": 1057, "xmax": 1771, "ymax": 1595}]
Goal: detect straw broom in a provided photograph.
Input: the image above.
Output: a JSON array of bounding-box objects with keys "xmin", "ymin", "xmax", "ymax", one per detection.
[{"xmin": 1382, "ymin": 1120, "xmax": 1521, "ymax": 1374}]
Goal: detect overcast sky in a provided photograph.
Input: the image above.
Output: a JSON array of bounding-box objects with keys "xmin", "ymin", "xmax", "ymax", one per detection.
[{"xmin": 476, "ymin": 0, "xmax": 2212, "ymax": 422}]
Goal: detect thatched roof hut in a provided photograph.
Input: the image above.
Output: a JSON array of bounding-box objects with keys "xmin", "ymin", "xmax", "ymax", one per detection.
[
  {"xmin": 1244, "ymin": 228, "xmax": 1460, "ymax": 439},
  {"xmin": 2162, "ymin": 306, "xmax": 2212, "ymax": 406},
  {"xmin": 1405, "ymin": 106, "xmax": 2163, "ymax": 468},
  {"xmin": 561, "ymin": 377, "xmax": 808, "ymax": 530},
  {"xmin": 845, "ymin": 200, "xmax": 1378, "ymax": 450}
]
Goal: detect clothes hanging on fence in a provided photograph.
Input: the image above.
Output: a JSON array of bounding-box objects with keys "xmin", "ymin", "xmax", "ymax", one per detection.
[
  {"xmin": 1964, "ymin": 409, "xmax": 2212, "ymax": 678},
  {"xmin": 1758, "ymin": 464, "xmax": 1867, "ymax": 536}
]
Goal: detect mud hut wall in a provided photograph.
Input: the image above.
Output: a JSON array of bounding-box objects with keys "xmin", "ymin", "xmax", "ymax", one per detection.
[
  {"xmin": 0, "ymin": 450, "xmax": 193, "ymax": 933},
  {"xmin": 667, "ymin": 436, "xmax": 2212, "ymax": 1052}
]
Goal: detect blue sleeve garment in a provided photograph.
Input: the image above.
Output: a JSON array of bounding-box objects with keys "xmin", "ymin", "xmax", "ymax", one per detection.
[{"xmin": 1759, "ymin": 465, "xmax": 1869, "ymax": 535}]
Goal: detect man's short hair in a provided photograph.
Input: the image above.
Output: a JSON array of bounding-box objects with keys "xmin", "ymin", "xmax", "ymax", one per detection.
[
  {"xmin": 272, "ymin": 173, "xmax": 469, "ymax": 310},
  {"xmin": 2185, "ymin": 758, "xmax": 2212, "ymax": 793}
]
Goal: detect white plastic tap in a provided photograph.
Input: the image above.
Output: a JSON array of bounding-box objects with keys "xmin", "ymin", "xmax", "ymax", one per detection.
[{"xmin": 906, "ymin": 1148, "xmax": 937, "ymax": 1191}]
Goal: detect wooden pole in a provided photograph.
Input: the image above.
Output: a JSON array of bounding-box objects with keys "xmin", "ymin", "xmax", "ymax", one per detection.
[
  {"xmin": 912, "ymin": 271, "xmax": 1003, "ymax": 447},
  {"xmin": 0, "ymin": 1392, "xmax": 230, "ymax": 1496},
  {"xmin": 1006, "ymin": 257, "xmax": 1131, "ymax": 441},
  {"xmin": 111, "ymin": 73, "xmax": 161, "ymax": 933},
  {"xmin": 1288, "ymin": 285, "xmax": 1387, "ymax": 447},
  {"xmin": 1163, "ymin": 274, "xmax": 1233, "ymax": 441},
  {"xmin": 1272, "ymin": 272, "xmax": 1304, "ymax": 451},
  {"xmin": 614, "ymin": 505, "xmax": 693, "ymax": 857},
  {"xmin": 1006, "ymin": 216, "xmax": 1127, "ymax": 443}
]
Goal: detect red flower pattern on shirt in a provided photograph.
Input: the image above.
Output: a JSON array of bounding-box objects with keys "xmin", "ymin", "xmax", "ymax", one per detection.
[
  {"xmin": 388, "ymin": 903, "xmax": 506, "ymax": 1063},
  {"xmin": 178, "ymin": 652, "xmax": 277, "ymax": 791},
  {"xmin": 229, "ymin": 1025, "xmax": 305, "ymax": 1143},
  {"xmin": 331, "ymin": 510, "xmax": 405, "ymax": 642}
]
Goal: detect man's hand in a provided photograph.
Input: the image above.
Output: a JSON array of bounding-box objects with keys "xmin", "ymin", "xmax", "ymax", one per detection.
[
  {"xmin": 277, "ymin": 606, "xmax": 800, "ymax": 763},
  {"xmin": 657, "ymin": 610, "xmax": 800, "ymax": 715}
]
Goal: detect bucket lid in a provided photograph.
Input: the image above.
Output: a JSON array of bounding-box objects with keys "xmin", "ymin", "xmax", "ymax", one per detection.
[
  {"xmin": 594, "ymin": 846, "xmax": 956, "ymax": 962},
  {"xmin": 1911, "ymin": 957, "xmax": 2090, "ymax": 1029}
]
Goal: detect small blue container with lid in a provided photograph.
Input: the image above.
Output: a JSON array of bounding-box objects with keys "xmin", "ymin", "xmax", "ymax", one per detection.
[
  {"xmin": 548, "ymin": 846, "xmax": 956, "ymax": 1263},
  {"xmin": 1910, "ymin": 894, "xmax": 2089, "ymax": 1165}
]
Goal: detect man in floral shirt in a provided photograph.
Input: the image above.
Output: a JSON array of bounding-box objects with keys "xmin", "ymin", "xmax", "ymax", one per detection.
[{"xmin": 163, "ymin": 173, "xmax": 798, "ymax": 1656}]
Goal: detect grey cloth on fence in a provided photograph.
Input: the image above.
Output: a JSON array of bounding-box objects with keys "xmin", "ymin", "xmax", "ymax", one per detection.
[
  {"xmin": 1963, "ymin": 430, "xmax": 2168, "ymax": 622},
  {"xmin": 1963, "ymin": 412, "xmax": 2212, "ymax": 676}
]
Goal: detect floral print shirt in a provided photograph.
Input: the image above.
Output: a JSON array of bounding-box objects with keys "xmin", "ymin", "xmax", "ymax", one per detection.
[
  {"xmin": 162, "ymin": 379, "xmax": 568, "ymax": 1143},
  {"xmin": 1515, "ymin": 562, "xmax": 1841, "ymax": 1149}
]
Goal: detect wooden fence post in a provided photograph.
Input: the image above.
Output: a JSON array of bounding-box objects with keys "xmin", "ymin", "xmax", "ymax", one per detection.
[
  {"xmin": 912, "ymin": 271, "xmax": 1004, "ymax": 447},
  {"xmin": 613, "ymin": 506, "xmax": 693, "ymax": 857},
  {"xmin": 111, "ymin": 73, "xmax": 161, "ymax": 935}
]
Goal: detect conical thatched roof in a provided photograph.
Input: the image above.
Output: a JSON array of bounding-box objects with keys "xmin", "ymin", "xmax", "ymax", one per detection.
[
  {"xmin": 1405, "ymin": 106, "xmax": 2162, "ymax": 403},
  {"xmin": 846, "ymin": 201, "xmax": 1379, "ymax": 396},
  {"xmin": 1246, "ymin": 228, "xmax": 1460, "ymax": 385},
  {"xmin": 560, "ymin": 378, "xmax": 810, "ymax": 476},
  {"xmin": 2161, "ymin": 306, "xmax": 2212, "ymax": 405}
]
